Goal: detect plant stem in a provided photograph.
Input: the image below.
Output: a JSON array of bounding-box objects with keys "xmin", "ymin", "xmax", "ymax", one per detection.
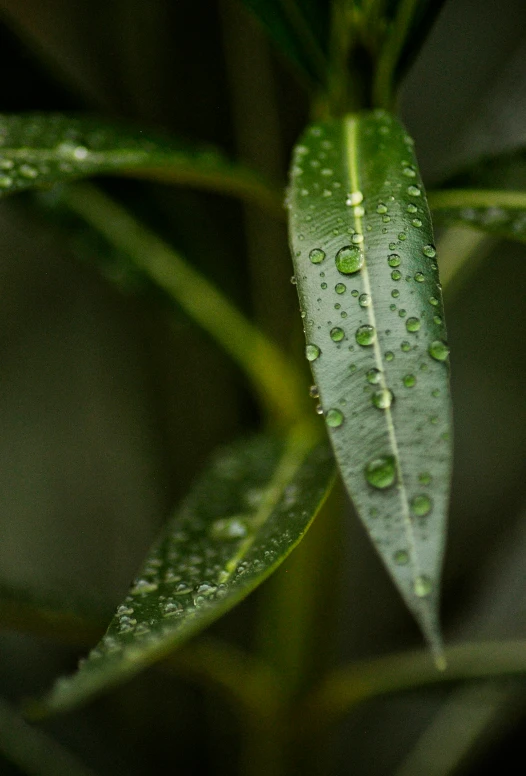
[
  {"xmin": 296, "ymin": 640, "xmax": 526, "ymax": 737},
  {"xmin": 63, "ymin": 183, "xmax": 306, "ymax": 427},
  {"xmin": 372, "ymin": 0, "xmax": 421, "ymax": 109},
  {"xmin": 428, "ymin": 188, "xmax": 526, "ymax": 212}
]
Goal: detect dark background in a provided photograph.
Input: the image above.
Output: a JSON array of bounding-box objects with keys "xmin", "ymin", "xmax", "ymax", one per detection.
[{"xmin": 1, "ymin": 1, "xmax": 526, "ymax": 773}]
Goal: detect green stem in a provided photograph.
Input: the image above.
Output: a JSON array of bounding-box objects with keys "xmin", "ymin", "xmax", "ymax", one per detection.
[
  {"xmin": 63, "ymin": 183, "xmax": 306, "ymax": 427},
  {"xmin": 372, "ymin": 0, "xmax": 420, "ymax": 109},
  {"xmin": 296, "ymin": 640, "xmax": 526, "ymax": 737},
  {"xmin": 429, "ymin": 188, "xmax": 526, "ymax": 211}
]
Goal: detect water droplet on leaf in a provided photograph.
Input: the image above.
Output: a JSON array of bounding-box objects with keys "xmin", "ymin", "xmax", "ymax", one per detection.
[
  {"xmin": 309, "ymin": 248, "xmax": 325, "ymax": 264},
  {"xmin": 335, "ymin": 245, "xmax": 363, "ymax": 274},
  {"xmin": 429, "ymin": 340, "xmax": 449, "ymax": 361},
  {"xmin": 365, "ymin": 456, "xmax": 396, "ymax": 489},
  {"xmin": 305, "ymin": 344, "xmax": 321, "ymax": 361},
  {"xmin": 355, "ymin": 324, "xmax": 376, "ymax": 346}
]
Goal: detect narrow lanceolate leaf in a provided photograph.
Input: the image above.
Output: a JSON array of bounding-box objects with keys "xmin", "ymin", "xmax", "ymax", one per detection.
[
  {"xmin": 429, "ymin": 189, "xmax": 526, "ymax": 243},
  {"xmin": 0, "ymin": 114, "xmax": 282, "ymax": 213},
  {"xmin": 37, "ymin": 431, "xmax": 334, "ymax": 714},
  {"xmin": 288, "ymin": 110, "xmax": 452, "ymax": 662}
]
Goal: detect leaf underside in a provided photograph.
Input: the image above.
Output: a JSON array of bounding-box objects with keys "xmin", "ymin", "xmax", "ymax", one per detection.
[
  {"xmin": 0, "ymin": 113, "xmax": 278, "ymax": 207},
  {"xmin": 288, "ymin": 110, "xmax": 452, "ymax": 659},
  {"xmin": 38, "ymin": 433, "xmax": 334, "ymax": 714}
]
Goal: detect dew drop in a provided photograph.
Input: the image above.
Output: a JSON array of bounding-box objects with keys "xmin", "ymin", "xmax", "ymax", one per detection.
[
  {"xmin": 385, "ymin": 350, "xmax": 394, "ymax": 361},
  {"xmin": 411, "ymin": 494, "xmax": 432, "ymax": 516},
  {"xmin": 391, "ymin": 270, "xmax": 402, "ymax": 281},
  {"xmin": 130, "ymin": 579, "xmax": 158, "ymax": 596},
  {"xmin": 429, "ymin": 340, "xmax": 449, "ymax": 361},
  {"xmin": 351, "ymin": 233, "xmax": 364, "ymax": 244},
  {"xmin": 376, "ymin": 202, "xmax": 388, "ymax": 214},
  {"xmin": 210, "ymin": 517, "xmax": 248, "ymax": 541},
  {"xmin": 309, "ymin": 248, "xmax": 326, "ymax": 264},
  {"xmin": 372, "ymin": 388, "xmax": 394, "ymax": 409},
  {"xmin": 335, "ymin": 245, "xmax": 363, "ymax": 274},
  {"xmin": 412, "ymin": 218, "xmax": 423, "ymax": 228},
  {"xmin": 406, "ymin": 317, "xmax": 421, "ymax": 332},
  {"xmin": 401, "ymin": 341, "xmax": 411, "ymax": 352},
  {"xmin": 402, "ymin": 165, "xmax": 416, "ymax": 178},
  {"xmin": 414, "ymin": 272, "xmax": 425, "ymax": 282},
  {"xmin": 326, "ymin": 408, "xmax": 344, "ymax": 427},
  {"xmin": 347, "ymin": 191, "xmax": 363, "ymax": 205},
  {"xmin": 403, "ymin": 374, "xmax": 416, "ymax": 388},
  {"xmin": 414, "ymin": 575, "xmax": 432, "ymax": 597},
  {"xmin": 398, "ymin": 308, "xmax": 406, "ymax": 317},
  {"xmin": 315, "ymin": 404, "xmax": 323, "ymax": 415},
  {"xmin": 423, "ymin": 244, "xmax": 436, "ymax": 258},
  {"xmin": 358, "ymin": 293, "xmax": 371, "ymax": 308},
  {"xmin": 407, "ymin": 185, "xmax": 421, "ymax": 197},
  {"xmin": 388, "ymin": 253, "xmax": 401, "ymax": 267},
  {"xmin": 394, "ymin": 549, "xmax": 409, "ymax": 565},
  {"xmin": 407, "ymin": 203, "xmax": 418, "ymax": 214},
  {"xmin": 398, "ymin": 232, "xmax": 407, "ymax": 241},
  {"xmin": 391, "ymin": 289, "xmax": 400, "ymax": 298},
  {"xmin": 366, "ymin": 367, "xmax": 382, "ymax": 385},
  {"xmin": 330, "ymin": 326, "xmax": 345, "ymax": 342},
  {"xmin": 355, "ymin": 324, "xmax": 376, "ymax": 346},
  {"xmin": 418, "ymin": 472, "xmax": 432, "ymax": 485},
  {"xmin": 309, "ymin": 385, "xmax": 319, "ymax": 398},
  {"xmin": 365, "ymin": 456, "xmax": 396, "ymax": 489},
  {"xmin": 290, "ymin": 275, "xmax": 297, "ymax": 284},
  {"xmin": 335, "ymin": 282, "xmax": 346, "ymax": 294},
  {"xmin": 305, "ymin": 343, "xmax": 321, "ymax": 361}
]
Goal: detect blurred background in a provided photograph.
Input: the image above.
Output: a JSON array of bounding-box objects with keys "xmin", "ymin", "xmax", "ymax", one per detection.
[{"xmin": 1, "ymin": 0, "xmax": 526, "ymax": 773}]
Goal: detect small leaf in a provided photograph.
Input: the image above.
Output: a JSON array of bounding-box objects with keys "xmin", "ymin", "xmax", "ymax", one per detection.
[
  {"xmin": 288, "ymin": 110, "xmax": 452, "ymax": 661},
  {"xmin": 0, "ymin": 114, "xmax": 282, "ymax": 212},
  {"xmin": 37, "ymin": 431, "xmax": 334, "ymax": 714},
  {"xmin": 429, "ymin": 189, "xmax": 526, "ymax": 243}
]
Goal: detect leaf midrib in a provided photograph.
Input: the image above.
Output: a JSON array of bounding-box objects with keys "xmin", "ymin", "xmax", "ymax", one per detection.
[{"xmin": 343, "ymin": 115, "xmax": 419, "ymax": 580}]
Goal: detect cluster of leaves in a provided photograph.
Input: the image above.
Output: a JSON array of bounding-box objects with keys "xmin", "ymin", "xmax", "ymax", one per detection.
[{"xmin": 1, "ymin": 0, "xmax": 526, "ymax": 772}]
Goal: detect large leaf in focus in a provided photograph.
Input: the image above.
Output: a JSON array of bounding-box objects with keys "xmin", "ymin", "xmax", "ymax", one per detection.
[
  {"xmin": 0, "ymin": 114, "xmax": 281, "ymax": 211},
  {"xmin": 288, "ymin": 110, "xmax": 452, "ymax": 660},
  {"xmin": 239, "ymin": 0, "xmax": 328, "ymax": 86},
  {"xmin": 37, "ymin": 432, "xmax": 334, "ymax": 714},
  {"xmin": 429, "ymin": 189, "xmax": 526, "ymax": 243}
]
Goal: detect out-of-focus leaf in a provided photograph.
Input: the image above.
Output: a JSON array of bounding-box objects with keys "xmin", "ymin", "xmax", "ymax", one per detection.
[
  {"xmin": 429, "ymin": 189, "xmax": 526, "ymax": 244},
  {"xmin": 371, "ymin": 0, "xmax": 446, "ymax": 108},
  {"xmin": 35, "ymin": 431, "xmax": 334, "ymax": 714},
  {"xmin": 0, "ymin": 581, "xmax": 106, "ymax": 645},
  {"xmin": 239, "ymin": 0, "xmax": 329, "ymax": 86},
  {"xmin": 0, "ymin": 698, "xmax": 97, "ymax": 776},
  {"xmin": 288, "ymin": 109, "xmax": 452, "ymax": 661},
  {"xmin": 0, "ymin": 114, "xmax": 282, "ymax": 213}
]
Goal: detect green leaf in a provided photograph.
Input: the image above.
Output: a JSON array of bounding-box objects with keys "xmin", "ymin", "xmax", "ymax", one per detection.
[
  {"xmin": 0, "ymin": 114, "xmax": 282, "ymax": 214},
  {"xmin": 36, "ymin": 430, "xmax": 334, "ymax": 714},
  {"xmin": 428, "ymin": 189, "xmax": 526, "ymax": 243},
  {"xmin": 288, "ymin": 109, "xmax": 452, "ymax": 662},
  {"xmin": 239, "ymin": 0, "xmax": 329, "ymax": 86},
  {"xmin": 372, "ymin": 0, "xmax": 446, "ymax": 108}
]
